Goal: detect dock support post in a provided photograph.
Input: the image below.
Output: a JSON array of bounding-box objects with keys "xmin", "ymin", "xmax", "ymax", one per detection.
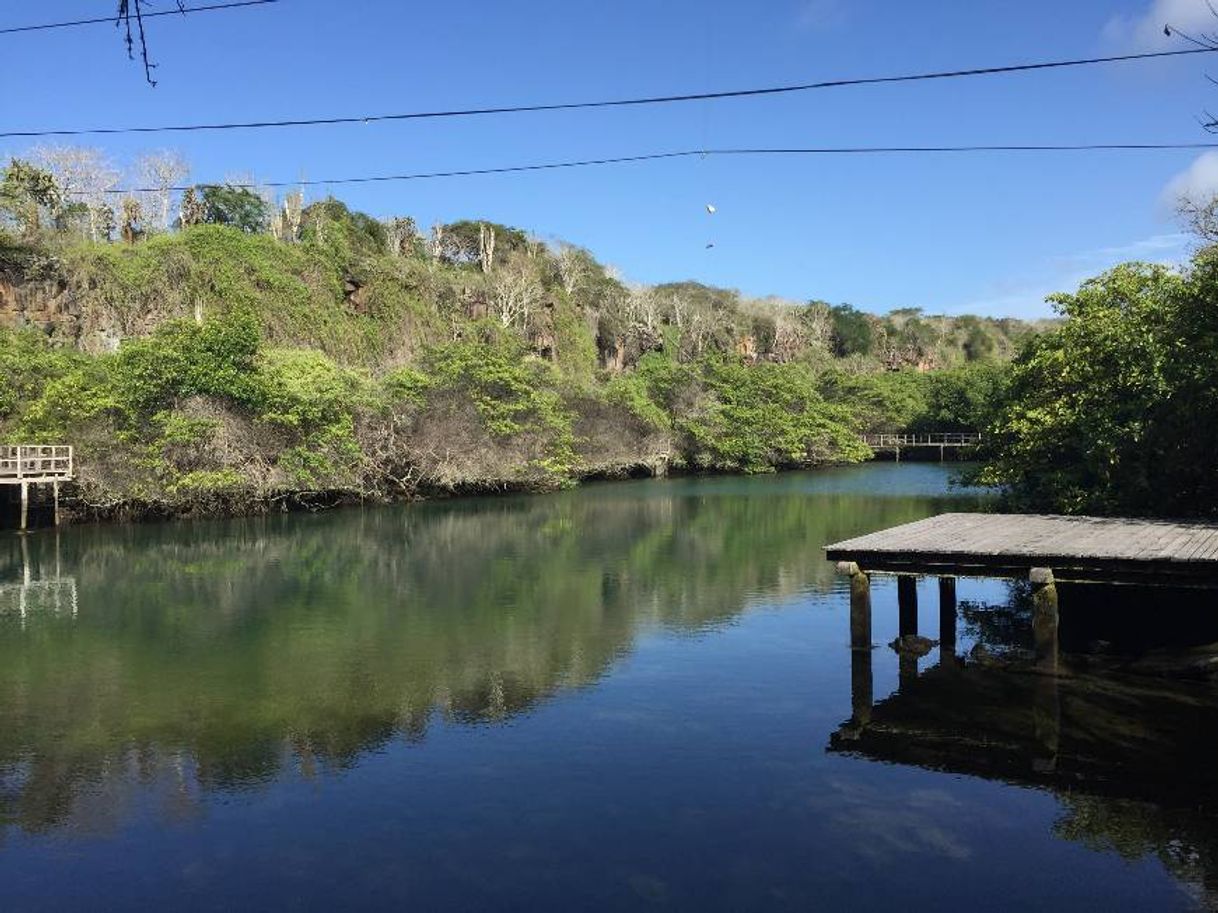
[
  {"xmin": 897, "ymin": 575, "xmax": 918, "ymax": 638},
  {"xmin": 19, "ymin": 481, "xmax": 28, "ymax": 532},
  {"xmin": 938, "ymin": 576, "xmax": 957, "ymax": 655},
  {"xmin": 1030, "ymin": 567, "xmax": 1059, "ymax": 674},
  {"xmin": 897, "ymin": 575, "xmax": 920, "ymax": 685},
  {"xmin": 52, "ymin": 481, "xmax": 60, "ymax": 527},
  {"xmin": 851, "ymin": 644, "xmax": 873, "ymax": 730},
  {"xmin": 838, "ymin": 562, "xmax": 872, "ymax": 651}
]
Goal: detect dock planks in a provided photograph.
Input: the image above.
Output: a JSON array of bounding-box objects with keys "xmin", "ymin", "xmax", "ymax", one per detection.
[{"xmin": 825, "ymin": 512, "xmax": 1218, "ymax": 586}]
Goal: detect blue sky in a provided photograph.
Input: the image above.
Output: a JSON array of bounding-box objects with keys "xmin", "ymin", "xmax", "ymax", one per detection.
[{"xmin": 4, "ymin": 0, "xmax": 1218, "ymax": 317}]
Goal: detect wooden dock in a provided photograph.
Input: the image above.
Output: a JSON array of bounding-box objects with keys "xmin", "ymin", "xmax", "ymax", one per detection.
[
  {"xmin": 824, "ymin": 512, "xmax": 1218, "ymax": 676},
  {"xmin": 825, "ymin": 512, "xmax": 1218, "ymax": 586},
  {"xmin": 1, "ymin": 445, "xmax": 73, "ymax": 530}
]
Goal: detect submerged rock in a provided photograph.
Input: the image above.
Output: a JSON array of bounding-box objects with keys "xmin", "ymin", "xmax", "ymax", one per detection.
[{"xmin": 890, "ymin": 634, "xmax": 938, "ymax": 657}]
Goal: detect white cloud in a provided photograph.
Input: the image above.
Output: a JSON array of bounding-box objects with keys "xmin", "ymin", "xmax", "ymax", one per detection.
[
  {"xmin": 956, "ymin": 234, "xmax": 1191, "ymax": 317},
  {"xmin": 1162, "ymin": 151, "xmax": 1218, "ymax": 207},
  {"xmin": 1103, "ymin": 0, "xmax": 1218, "ymax": 51}
]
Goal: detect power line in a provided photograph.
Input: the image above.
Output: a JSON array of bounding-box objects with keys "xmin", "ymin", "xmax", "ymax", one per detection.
[
  {"xmin": 94, "ymin": 142, "xmax": 1218, "ymax": 194},
  {"xmin": 4, "ymin": 46, "xmax": 1214, "ymax": 140},
  {"xmin": 0, "ymin": 0, "xmax": 279, "ymax": 36}
]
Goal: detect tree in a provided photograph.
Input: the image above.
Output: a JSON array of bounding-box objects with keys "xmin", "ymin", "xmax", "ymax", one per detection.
[
  {"xmin": 489, "ymin": 260, "xmax": 545, "ymax": 329},
  {"xmin": 198, "ymin": 184, "xmax": 269, "ymax": 233},
  {"xmin": 270, "ymin": 189, "xmax": 304, "ymax": 243},
  {"xmin": 979, "ymin": 258, "xmax": 1218, "ymax": 517},
  {"xmin": 135, "ymin": 150, "xmax": 190, "ymax": 232},
  {"xmin": 0, "ymin": 159, "xmax": 62, "ymax": 236},
  {"xmin": 478, "ymin": 222, "xmax": 496, "ymax": 273},
  {"xmin": 120, "ymin": 197, "xmax": 143, "ymax": 244},
  {"xmin": 179, "ymin": 187, "xmax": 206, "ymax": 228},
  {"xmin": 910, "ymin": 362, "xmax": 1008, "ymax": 433},
  {"xmin": 828, "ymin": 304, "xmax": 874, "ymax": 357},
  {"xmin": 383, "ymin": 217, "xmax": 418, "ymax": 257},
  {"xmin": 31, "ymin": 146, "xmax": 120, "ymax": 239}
]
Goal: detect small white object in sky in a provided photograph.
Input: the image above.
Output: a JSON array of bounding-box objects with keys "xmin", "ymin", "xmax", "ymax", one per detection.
[{"xmin": 706, "ymin": 204, "xmax": 716, "ymax": 214}]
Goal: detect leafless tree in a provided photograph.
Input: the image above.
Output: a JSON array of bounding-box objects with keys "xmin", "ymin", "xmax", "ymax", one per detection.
[
  {"xmin": 490, "ymin": 261, "xmax": 545, "ymax": 329},
  {"xmin": 31, "ymin": 145, "xmax": 121, "ymax": 240},
  {"xmin": 135, "ymin": 150, "xmax": 190, "ymax": 231},
  {"xmin": 1180, "ymin": 193, "xmax": 1218, "ymax": 243},
  {"xmin": 555, "ymin": 243, "xmax": 592, "ymax": 298},
  {"xmin": 428, "ymin": 223, "xmax": 446, "ymax": 260},
  {"xmin": 478, "ymin": 222, "xmax": 496, "ymax": 273},
  {"xmin": 271, "ymin": 188, "xmax": 304, "ymax": 242},
  {"xmin": 800, "ymin": 301, "xmax": 834, "ymax": 349},
  {"xmin": 625, "ymin": 286, "xmax": 662, "ymax": 333}
]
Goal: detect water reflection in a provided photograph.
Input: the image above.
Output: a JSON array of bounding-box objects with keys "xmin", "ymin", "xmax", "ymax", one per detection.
[
  {"xmin": 830, "ymin": 586, "xmax": 1218, "ymax": 908},
  {"xmin": 4, "ymin": 465, "xmax": 1214, "ymax": 910},
  {"xmin": 0, "ymin": 534, "xmax": 77, "ymax": 625},
  {"xmin": 0, "ymin": 466, "xmax": 979, "ymax": 838}
]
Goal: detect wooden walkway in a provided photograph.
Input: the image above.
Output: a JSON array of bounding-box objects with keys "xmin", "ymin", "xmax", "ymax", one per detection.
[
  {"xmin": 1, "ymin": 445, "xmax": 73, "ymax": 530},
  {"xmin": 862, "ymin": 432, "xmax": 981, "ymax": 463},
  {"xmin": 825, "ymin": 512, "xmax": 1218, "ymax": 586},
  {"xmin": 862, "ymin": 432, "xmax": 981, "ymax": 449}
]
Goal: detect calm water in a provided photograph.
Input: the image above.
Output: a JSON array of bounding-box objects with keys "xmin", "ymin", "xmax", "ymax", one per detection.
[{"xmin": 1, "ymin": 463, "xmax": 1216, "ymax": 911}]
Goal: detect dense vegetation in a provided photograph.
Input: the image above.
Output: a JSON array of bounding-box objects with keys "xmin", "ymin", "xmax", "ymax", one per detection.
[
  {"xmin": 0, "ymin": 151, "xmax": 1029, "ymax": 517},
  {"xmin": 978, "ymin": 253, "xmax": 1218, "ymax": 517}
]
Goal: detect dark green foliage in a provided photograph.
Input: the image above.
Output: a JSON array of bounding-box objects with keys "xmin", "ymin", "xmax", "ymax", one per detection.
[
  {"xmin": 981, "ymin": 258, "xmax": 1218, "ymax": 516},
  {"xmin": 627, "ymin": 352, "xmax": 868, "ymax": 473},
  {"xmin": 819, "ymin": 368, "xmax": 929, "ymax": 433},
  {"xmin": 198, "ymin": 185, "xmax": 269, "ymax": 234},
  {"xmin": 911, "ymin": 362, "xmax": 1009, "ymax": 433},
  {"xmin": 828, "ymin": 304, "xmax": 874, "ymax": 357},
  {"xmin": 302, "ymin": 197, "xmax": 387, "ymax": 254},
  {"xmin": 440, "ymin": 220, "xmax": 529, "ymax": 265},
  {"xmin": 959, "ymin": 315, "xmax": 996, "ymax": 361}
]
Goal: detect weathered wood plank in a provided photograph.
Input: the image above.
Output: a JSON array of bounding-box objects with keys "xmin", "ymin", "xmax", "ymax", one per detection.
[{"xmin": 825, "ymin": 513, "xmax": 1218, "ymax": 587}]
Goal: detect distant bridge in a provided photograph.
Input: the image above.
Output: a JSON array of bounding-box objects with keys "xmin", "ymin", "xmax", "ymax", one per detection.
[
  {"xmin": 861, "ymin": 433, "xmax": 981, "ymax": 462},
  {"xmin": 1, "ymin": 445, "xmax": 73, "ymax": 530}
]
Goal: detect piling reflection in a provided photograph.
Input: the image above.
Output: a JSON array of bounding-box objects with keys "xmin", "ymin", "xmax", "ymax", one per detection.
[
  {"xmin": 830, "ymin": 585, "xmax": 1218, "ymax": 906},
  {"xmin": 0, "ymin": 472, "xmax": 978, "ymax": 837},
  {"xmin": 0, "ymin": 534, "xmax": 77, "ymax": 625}
]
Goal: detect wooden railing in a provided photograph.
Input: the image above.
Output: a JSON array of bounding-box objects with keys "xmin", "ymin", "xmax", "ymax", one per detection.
[
  {"xmin": 862, "ymin": 433, "xmax": 981, "ymax": 449},
  {"xmin": 0, "ymin": 445, "xmax": 74, "ymax": 483}
]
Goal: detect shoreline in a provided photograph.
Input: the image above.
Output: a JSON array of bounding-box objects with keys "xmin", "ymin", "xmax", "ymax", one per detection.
[{"xmin": 3, "ymin": 454, "xmax": 980, "ymax": 531}]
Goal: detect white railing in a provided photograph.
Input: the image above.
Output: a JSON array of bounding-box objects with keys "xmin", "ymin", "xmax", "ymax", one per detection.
[
  {"xmin": 862, "ymin": 433, "xmax": 982, "ymax": 448},
  {"xmin": 0, "ymin": 445, "xmax": 74, "ymax": 483}
]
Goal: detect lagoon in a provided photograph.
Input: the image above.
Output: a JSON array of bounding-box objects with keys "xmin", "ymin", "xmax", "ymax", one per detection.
[{"xmin": 0, "ymin": 464, "xmax": 1214, "ymax": 911}]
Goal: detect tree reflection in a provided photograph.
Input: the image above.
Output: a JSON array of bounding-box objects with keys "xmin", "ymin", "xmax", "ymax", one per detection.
[{"xmin": 0, "ymin": 477, "xmax": 968, "ymax": 835}]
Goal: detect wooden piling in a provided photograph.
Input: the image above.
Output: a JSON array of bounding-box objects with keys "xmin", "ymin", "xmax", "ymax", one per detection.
[
  {"xmin": 938, "ymin": 576, "xmax": 957, "ymax": 651},
  {"xmin": 897, "ymin": 575, "xmax": 918, "ymax": 638},
  {"xmin": 1030, "ymin": 567, "xmax": 1059, "ymax": 674},
  {"xmin": 838, "ymin": 561, "xmax": 872, "ymax": 651}
]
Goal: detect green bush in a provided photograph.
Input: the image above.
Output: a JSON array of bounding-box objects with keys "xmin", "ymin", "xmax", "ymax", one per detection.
[
  {"xmin": 678, "ymin": 356, "xmax": 869, "ymax": 472},
  {"xmin": 423, "ymin": 325, "xmax": 576, "ymax": 475},
  {"xmin": 0, "ymin": 328, "xmax": 82, "ymax": 424},
  {"xmin": 979, "ymin": 261, "xmax": 1218, "ymax": 516}
]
